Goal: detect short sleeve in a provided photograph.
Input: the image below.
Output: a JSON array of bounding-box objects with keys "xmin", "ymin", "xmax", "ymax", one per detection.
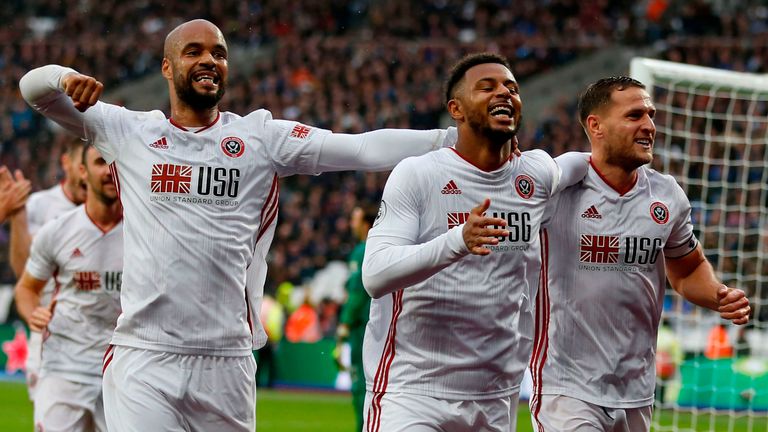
[
  {"xmin": 25, "ymin": 220, "xmax": 58, "ymax": 281},
  {"xmin": 26, "ymin": 193, "xmax": 45, "ymax": 236},
  {"xmin": 664, "ymin": 181, "xmax": 698, "ymax": 258}
]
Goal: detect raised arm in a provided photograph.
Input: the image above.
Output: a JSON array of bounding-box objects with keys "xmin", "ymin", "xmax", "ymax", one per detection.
[
  {"xmin": 363, "ymin": 198, "xmax": 507, "ymax": 298},
  {"xmin": 315, "ymin": 127, "xmax": 456, "ymax": 172},
  {"xmin": 665, "ymin": 245, "xmax": 750, "ymax": 325},
  {"xmin": 19, "ymin": 65, "xmax": 104, "ymax": 137},
  {"xmin": 14, "ymin": 272, "xmax": 51, "ymax": 332}
]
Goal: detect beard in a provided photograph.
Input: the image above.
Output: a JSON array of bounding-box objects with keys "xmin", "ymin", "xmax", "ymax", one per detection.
[
  {"xmin": 605, "ymin": 144, "xmax": 653, "ymax": 171},
  {"xmin": 467, "ymin": 112, "xmax": 521, "ymax": 146},
  {"xmin": 174, "ymin": 73, "xmax": 226, "ymax": 110}
]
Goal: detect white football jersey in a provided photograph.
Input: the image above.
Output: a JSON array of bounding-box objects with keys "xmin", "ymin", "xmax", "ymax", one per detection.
[
  {"xmin": 26, "ymin": 206, "xmax": 123, "ymax": 385},
  {"xmin": 20, "ymin": 64, "xmax": 450, "ymax": 358},
  {"xmin": 26, "ymin": 184, "xmax": 81, "ymax": 306},
  {"xmin": 82, "ymin": 105, "xmax": 335, "ymax": 356},
  {"xmin": 27, "ymin": 183, "xmax": 79, "ymax": 235},
  {"xmin": 531, "ymin": 164, "xmax": 697, "ymax": 408},
  {"xmin": 364, "ymin": 148, "xmax": 559, "ymax": 400}
]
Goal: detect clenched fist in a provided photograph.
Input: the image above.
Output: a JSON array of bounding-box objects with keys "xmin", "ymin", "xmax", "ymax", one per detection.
[{"xmin": 61, "ymin": 72, "xmax": 103, "ymax": 112}]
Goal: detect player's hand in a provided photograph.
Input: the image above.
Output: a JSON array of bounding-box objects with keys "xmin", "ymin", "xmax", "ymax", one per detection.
[
  {"xmin": 332, "ymin": 342, "xmax": 347, "ymax": 371},
  {"xmin": 0, "ymin": 167, "xmax": 30, "ymax": 222},
  {"xmin": 717, "ymin": 286, "xmax": 750, "ymax": 325},
  {"xmin": 28, "ymin": 304, "xmax": 53, "ymax": 332},
  {"xmin": 462, "ymin": 198, "xmax": 508, "ymax": 255},
  {"xmin": 333, "ymin": 324, "xmax": 349, "ymax": 370},
  {"xmin": 61, "ymin": 72, "xmax": 103, "ymax": 112}
]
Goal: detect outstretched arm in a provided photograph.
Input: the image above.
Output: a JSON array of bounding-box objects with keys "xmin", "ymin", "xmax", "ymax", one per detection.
[
  {"xmin": 19, "ymin": 65, "xmax": 104, "ymax": 137},
  {"xmin": 363, "ymin": 199, "xmax": 508, "ymax": 298},
  {"xmin": 315, "ymin": 127, "xmax": 456, "ymax": 172},
  {"xmin": 666, "ymin": 245, "xmax": 750, "ymax": 325}
]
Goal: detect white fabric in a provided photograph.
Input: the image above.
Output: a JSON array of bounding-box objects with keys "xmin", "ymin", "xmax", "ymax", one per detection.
[
  {"xmin": 25, "ymin": 206, "xmax": 123, "ymax": 385},
  {"xmin": 531, "ymin": 394, "xmax": 652, "ymax": 432},
  {"xmin": 362, "ymin": 148, "xmax": 564, "ymax": 401},
  {"xmin": 364, "ymin": 390, "xmax": 519, "ymax": 432},
  {"xmin": 102, "ymin": 345, "xmax": 256, "ymax": 432},
  {"xmin": 532, "ymin": 164, "xmax": 697, "ymax": 409},
  {"xmin": 25, "ymin": 330, "xmax": 42, "ymax": 401},
  {"xmin": 24, "ymin": 184, "xmax": 79, "ymax": 400},
  {"xmin": 20, "ymin": 64, "xmax": 452, "ymax": 357},
  {"xmin": 27, "ymin": 183, "xmax": 78, "ymax": 236},
  {"xmin": 33, "ymin": 374, "xmax": 106, "ymax": 432}
]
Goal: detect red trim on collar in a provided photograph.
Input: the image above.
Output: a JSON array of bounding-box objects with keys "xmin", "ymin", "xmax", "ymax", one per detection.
[
  {"xmin": 169, "ymin": 111, "xmax": 221, "ymax": 133},
  {"xmin": 449, "ymin": 148, "xmax": 509, "ymax": 172},
  {"xmin": 589, "ymin": 159, "xmax": 637, "ymax": 196},
  {"xmin": 84, "ymin": 207, "xmax": 123, "ymax": 235}
]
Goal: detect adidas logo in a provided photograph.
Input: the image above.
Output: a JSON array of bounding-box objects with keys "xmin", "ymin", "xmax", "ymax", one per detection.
[
  {"xmin": 70, "ymin": 248, "xmax": 83, "ymax": 258},
  {"xmin": 149, "ymin": 137, "xmax": 169, "ymax": 149},
  {"xmin": 581, "ymin": 205, "xmax": 602, "ymax": 219},
  {"xmin": 441, "ymin": 180, "xmax": 462, "ymax": 195}
]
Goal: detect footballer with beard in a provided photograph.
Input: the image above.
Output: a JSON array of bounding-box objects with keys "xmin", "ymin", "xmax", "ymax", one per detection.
[
  {"xmin": 19, "ymin": 18, "xmax": 460, "ymax": 432},
  {"xmin": 360, "ymin": 52, "xmax": 588, "ymax": 432}
]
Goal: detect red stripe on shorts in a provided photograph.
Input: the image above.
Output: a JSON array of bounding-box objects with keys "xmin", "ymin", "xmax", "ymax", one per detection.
[{"xmin": 367, "ymin": 290, "xmax": 404, "ymax": 432}]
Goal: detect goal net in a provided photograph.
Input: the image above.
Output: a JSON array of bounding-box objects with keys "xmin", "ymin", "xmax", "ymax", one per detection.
[{"xmin": 630, "ymin": 58, "xmax": 768, "ymax": 431}]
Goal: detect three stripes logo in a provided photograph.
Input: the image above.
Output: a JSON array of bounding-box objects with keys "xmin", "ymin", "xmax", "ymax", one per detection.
[
  {"xmin": 581, "ymin": 205, "xmax": 602, "ymax": 219},
  {"xmin": 441, "ymin": 180, "xmax": 462, "ymax": 195},
  {"xmin": 149, "ymin": 136, "xmax": 169, "ymax": 150}
]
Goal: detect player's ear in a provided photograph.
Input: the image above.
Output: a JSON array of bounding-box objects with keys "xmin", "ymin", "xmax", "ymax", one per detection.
[
  {"xmin": 586, "ymin": 114, "xmax": 602, "ymax": 138},
  {"xmin": 161, "ymin": 58, "xmax": 173, "ymax": 80},
  {"xmin": 61, "ymin": 152, "xmax": 71, "ymax": 172},
  {"xmin": 78, "ymin": 157, "xmax": 87, "ymax": 181},
  {"xmin": 447, "ymin": 99, "xmax": 464, "ymax": 122}
]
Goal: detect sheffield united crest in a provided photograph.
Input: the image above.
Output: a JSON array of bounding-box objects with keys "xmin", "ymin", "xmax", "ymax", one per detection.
[
  {"xmin": 650, "ymin": 202, "xmax": 669, "ymax": 224},
  {"xmin": 221, "ymin": 137, "xmax": 245, "ymax": 158},
  {"xmin": 515, "ymin": 175, "xmax": 534, "ymax": 199}
]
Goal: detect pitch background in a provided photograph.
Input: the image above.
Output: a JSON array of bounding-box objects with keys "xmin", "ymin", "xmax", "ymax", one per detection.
[{"xmin": 1, "ymin": 382, "xmax": 765, "ymax": 431}]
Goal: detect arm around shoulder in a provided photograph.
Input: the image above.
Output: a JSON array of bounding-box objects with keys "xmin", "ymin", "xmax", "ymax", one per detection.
[
  {"xmin": 553, "ymin": 151, "xmax": 590, "ymax": 193},
  {"xmin": 316, "ymin": 128, "xmax": 453, "ymax": 172}
]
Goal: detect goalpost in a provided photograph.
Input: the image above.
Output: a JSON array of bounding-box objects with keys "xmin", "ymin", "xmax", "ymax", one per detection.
[{"xmin": 630, "ymin": 58, "xmax": 768, "ymax": 431}]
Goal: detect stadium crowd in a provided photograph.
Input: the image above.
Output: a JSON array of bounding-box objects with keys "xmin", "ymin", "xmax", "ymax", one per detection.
[{"xmin": 1, "ymin": 0, "xmax": 766, "ymax": 319}]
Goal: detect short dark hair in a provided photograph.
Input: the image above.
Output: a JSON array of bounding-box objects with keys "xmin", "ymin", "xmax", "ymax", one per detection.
[
  {"xmin": 81, "ymin": 141, "xmax": 94, "ymax": 165},
  {"xmin": 444, "ymin": 52, "xmax": 512, "ymax": 105},
  {"xmin": 578, "ymin": 76, "xmax": 645, "ymax": 127},
  {"xmin": 64, "ymin": 135, "xmax": 86, "ymax": 158}
]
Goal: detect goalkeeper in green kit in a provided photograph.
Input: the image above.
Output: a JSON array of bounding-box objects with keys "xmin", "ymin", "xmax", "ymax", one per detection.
[{"xmin": 335, "ymin": 203, "xmax": 377, "ymax": 432}]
